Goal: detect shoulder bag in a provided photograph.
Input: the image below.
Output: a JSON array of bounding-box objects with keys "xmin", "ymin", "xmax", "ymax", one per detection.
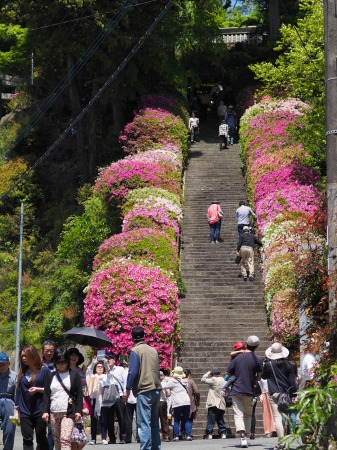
[{"xmin": 269, "ymin": 362, "xmax": 292, "ymax": 413}]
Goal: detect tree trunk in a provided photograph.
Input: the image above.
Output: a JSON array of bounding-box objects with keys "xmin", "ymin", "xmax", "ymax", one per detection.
[{"xmin": 269, "ymin": 0, "xmax": 280, "ymax": 39}]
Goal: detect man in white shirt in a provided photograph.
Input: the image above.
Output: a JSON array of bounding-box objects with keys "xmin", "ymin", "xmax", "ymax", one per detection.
[
  {"xmin": 104, "ymin": 354, "xmax": 127, "ymax": 444},
  {"xmin": 236, "ymin": 201, "xmax": 256, "ymax": 235}
]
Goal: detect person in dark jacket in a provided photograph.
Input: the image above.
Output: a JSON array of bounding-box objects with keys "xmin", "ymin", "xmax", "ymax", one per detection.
[
  {"xmin": 42, "ymin": 348, "xmax": 83, "ymax": 450},
  {"xmin": 262, "ymin": 342, "xmax": 296, "ymax": 450},
  {"xmin": 237, "ymin": 226, "xmax": 262, "ymax": 281},
  {"xmin": 0, "ymin": 352, "xmax": 17, "ymax": 450},
  {"xmin": 15, "ymin": 345, "xmax": 50, "ymax": 450}
]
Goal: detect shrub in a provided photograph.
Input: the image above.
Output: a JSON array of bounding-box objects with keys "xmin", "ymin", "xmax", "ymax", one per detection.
[
  {"xmin": 94, "ymin": 228, "xmax": 179, "ymax": 278},
  {"xmin": 119, "ymin": 108, "xmax": 188, "ymax": 160},
  {"xmin": 84, "ymin": 260, "xmax": 180, "ymax": 369},
  {"xmin": 95, "ymin": 159, "xmax": 181, "ymax": 204},
  {"xmin": 122, "ymin": 207, "xmax": 179, "ymax": 238}
]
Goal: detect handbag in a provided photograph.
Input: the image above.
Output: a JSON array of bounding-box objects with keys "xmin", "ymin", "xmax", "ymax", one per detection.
[
  {"xmin": 101, "ymin": 382, "xmax": 119, "ymax": 406},
  {"xmin": 83, "ymin": 395, "xmax": 94, "ymax": 415},
  {"xmin": 235, "ymin": 255, "xmax": 242, "ymax": 264},
  {"xmin": 218, "ymin": 210, "xmax": 224, "ymax": 218},
  {"xmin": 224, "ymin": 392, "xmax": 232, "ymax": 408},
  {"xmin": 269, "ymin": 361, "xmax": 292, "ymax": 413}
]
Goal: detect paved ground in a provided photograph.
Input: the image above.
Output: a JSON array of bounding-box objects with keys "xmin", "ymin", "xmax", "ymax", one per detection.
[{"xmin": 5, "ymin": 429, "xmax": 300, "ymax": 450}]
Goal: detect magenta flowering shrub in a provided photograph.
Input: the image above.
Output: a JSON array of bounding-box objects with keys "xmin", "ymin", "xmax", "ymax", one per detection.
[
  {"xmin": 127, "ymin": 149, "xmax": 182, "ymax": 172},
  {"xmin": 95, "ymin": 159, "xmax": 181, "ymax": 203},
  {"xmin": 122, "ymin": 207, "xmax": 179, "ymax": 238},
  {"xmin": 84, "ymin": 260, "xmax": 180, "ymax": 369},
  {"xmin": 138, "ymin": 94, "xmax": 189, "ymax": 123},
  {"xmin": 256, "ymin": 184, "xmax": 323, "ymax": 231},
  {"xmin": 254, "ymin": 165, "xmax": 320, "ymax": 203},
  {"xmin": 240, "ymin": 96, "xmax": 326, "ymax": 345},
  {"xmin": 119, "ymin": 108, "xmax": 187, "ymax": 157},
  {"xmin": 94, "ymin": 228, "xmax": 179, "ymax": 278}
]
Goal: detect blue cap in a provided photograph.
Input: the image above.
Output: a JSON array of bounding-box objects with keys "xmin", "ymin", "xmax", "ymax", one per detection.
[{"xmin": 0, "ymin": 352, "xmax": 9, "ymax": 363}]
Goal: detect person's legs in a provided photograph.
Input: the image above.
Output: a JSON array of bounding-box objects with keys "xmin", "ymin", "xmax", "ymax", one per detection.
[
  {"xmin": 172, "ymin": 406, "xmax": 182, "ymax": 439},
  {"xmin": 237, "ymin": 224, "xmax": 245, "ymax": 235},
  {"xmin": 90, "ymin": 399, "xmax": 97, "ymax": 442},
  {"xmin": 49, "ymin": 413, "xmax": 62, "ymax": 450},
  {"xmin": 35, "ymin": 416, "xmax": 49, "ymax": 450},
  {"xmin": 59, "ymin": 416, "xmax": 74, "ymax": 450},
  {"xmin": 215, "ymin": 408, "xmax": 226, "ymax": 436},
  {"xmin": 136, "ymin": 390, "xmax": 161, "ymax": 450},
  {"xmin": 205, "ymin": 407, "xmax": 216, "ymax": 436},
  {"xmin": 106, "ymin": 404, "xmax": 116, "ymax": 443},
  {"xmin": 100, "ymin": 406, "xmax": 109, "ymax": 441},
  {"xmin": 242, "ymin": 396, "xmax": 254, "ymax": 436},
  {"xmin": 125, "ymin": 402, "xmax": 135, "ymax": 443},
  {"xmin": 47, "ymin": 426, "xmax": 55, "ymax": 450},
  {"xmin": 246, "ymin": 247, "xmax": 255, "ymax": 277},
  {"xmin": 150, "ymin": 391, "xmax": 161, "ymax": 450},
  {"xmin": 114, "ymin": 398, "xmax": 126, "ymax": 442},
  {"xmin": 269, "ymin": 396, "xmax": 285, "ymax": 437},
  {"xmin": 20, "ymin": 416, "xmax": 35, "ymax": 450},
  {"xmin": 1, "ymin": 399, "xmax": 15, "ymax": 450},
  {"xmin": 215, "ymin": 220, "xmax": 221, "ymax": 241},
  {"xmin": 159, "ymin": 401, "xmax": 170, "ymax": 440},
  {"xmin": 240, "ymin": 247, "xmax": 250, "ymax": 277},
  {"xmin": 209, "ymin": 223, "xmax": 215, "ymax": 242},
  {"xmin": 181, "ymin": 406, "xmax": 191, "ymax": 438},
  {"xmin": 232, "ymin": 396, "xmax": 246, "ymax": 434}
]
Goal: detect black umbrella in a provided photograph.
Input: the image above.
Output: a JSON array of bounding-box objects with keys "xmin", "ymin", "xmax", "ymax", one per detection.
[{"xmin": 63, "ymin": 327, "xmax": 114, "ymax": 348}]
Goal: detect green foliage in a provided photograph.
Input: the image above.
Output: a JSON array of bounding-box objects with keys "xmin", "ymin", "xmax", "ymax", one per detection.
[
  {"xmin": 249, "ymin": 0, "xmax": 324, "ymax": 104},
  {"xmin": 58, "ymin": 190, "xmax": 119, "ymax": 272},
  {"xmin": 283, "ymin": 364, "xmax": 337, "ymax": 449},
  {"xmin": 122, "ymin": 187, "xmax": 182, "ymax": 217},
  {"xmin": 0, "ymin": 24, "xmax": 28, "ymax": 75}
]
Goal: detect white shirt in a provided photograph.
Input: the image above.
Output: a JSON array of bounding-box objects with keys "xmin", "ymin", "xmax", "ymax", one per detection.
[
  {"xmin": 236, "ymin": 205, "xmax": 255, "ymax": 225},
  {"xmin": 107, "ymin": 365, "xmax": 127, "ymax": 396},
  {"xmin": 301, "ymin": 352, "xmax": 317, "ymax": 382},
  {"xmin": 50, "ymin": 372, "xmax": 71, "ymax": 413}
]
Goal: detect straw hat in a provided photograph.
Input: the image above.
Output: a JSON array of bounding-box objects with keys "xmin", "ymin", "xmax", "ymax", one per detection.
[
  {"xmin": 171, "ymin": 366, "xmax": 186, "ymax": 378},
  {"xmin": 265, "ymin": 342, "xmax": 289, "ymax": 360}
]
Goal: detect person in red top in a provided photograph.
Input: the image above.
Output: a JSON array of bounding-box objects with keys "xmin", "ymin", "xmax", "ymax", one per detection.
[{"xmin": 207, "ymin": 200, "xmax": 224, "ymax": 243}]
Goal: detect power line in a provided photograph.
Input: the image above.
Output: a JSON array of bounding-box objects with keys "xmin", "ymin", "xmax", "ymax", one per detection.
[
  {"xmin": 4, "ymin": 0, "xmax": 138, "ymax": 153},
  {"xmin": 0, "ymin": 0, "xmax": 175, "ymax": 202}
]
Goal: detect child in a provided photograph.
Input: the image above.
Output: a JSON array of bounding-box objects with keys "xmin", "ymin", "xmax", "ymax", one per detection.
[
  {"xmin": 218, "ymin": 120, "xmax": 229, "ymax": 150},
  {"xmin": 221, "ymin": 341, "xmax": 246, "ymax": 393}
]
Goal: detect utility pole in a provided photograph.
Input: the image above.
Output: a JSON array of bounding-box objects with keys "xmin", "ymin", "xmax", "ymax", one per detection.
[
  {"xmin": 14, "ymin": 203, "xmax": 24, "ymax": 373},
  {"xmin": 325, "ymin": 0, "xmax": 337, "ymax": 322}
]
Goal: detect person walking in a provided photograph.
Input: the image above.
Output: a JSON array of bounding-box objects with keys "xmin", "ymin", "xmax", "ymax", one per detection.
[
  {"xmin": 217, "ymin": 101, "xmax": 227, "ymax": 124},
  {"xmin": 188, "ymin": 112, "xmax": 199, "ymax": 143},
  {"xmin": 207, "ymin": 200, "xmax": 224, "ymax": 244},
  {"xmin": 237, "ymin": 226, "xmax": 262, "ymax": 282},
  {"xmin": 226, "ymin": 336, "xmax": 262, "ymax": 448},
  {"xmin": 42, "ymin": 348, "xmax": 83, "ymax": 450},
  {"xmin": 262, "ymin": 343, "xmax": 296, "ymax": 450},
  {"xmin": 218, "ymin": 120, "xmax": 229, "ymax": 150},
  {"xmin": 165, "ymin": 367, "xmax": 191, "ymax": 442},
  {"xmin": 124, "ymin": 326, "xmax": 161, "ymax": 450},
  {"xmin": 201, "ymin": 367, "xmax": 227, "ymax": 440},
  {"xmin": 85, "ymin": 360, "xmax": 106, "ymax": 445},
  {"xmin": 159, "ymin": 372, "xmax": 171, "ymax": 442},
  {"xmin": 15, "ymin": 345, "xmax": 50, "ymax": 450},
  {"xmin": 225, "ymin": 105, "xmax": 237, "ymax": 145},
  {"xmin": 103, "ymin": 354, "xmax": 127, "ymax": 444},
  {"xmin": 0, "ymin": 352, "xmax": 17, "ymax": 450},
  {"xmin": 236, "ymin": 201, "xmax": 256, "ymax": 235},
  {"xmin": 41, "ymin": 340, "xmax": 57, "ymax": 450},
  {"xmin": 183, "ymin": 369, "xmax": 200, "ymax": 439}
]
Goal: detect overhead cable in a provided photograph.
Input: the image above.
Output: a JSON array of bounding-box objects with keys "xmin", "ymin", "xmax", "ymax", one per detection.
[{"xmin": 0, "ymin": 0, "xmax": 175, "ymax": 202}]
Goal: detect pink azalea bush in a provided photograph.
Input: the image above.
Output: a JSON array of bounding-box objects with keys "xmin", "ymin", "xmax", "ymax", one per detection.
[
  {"xmin": 119, "ymin": 108, "xmax": 188, "ymax": 158},
  {"xmin": 94, "ymin": 159, "xmax": 181, "ymax": 204},
  {"xmin": 256, "ymin": 184, "xmax": 323, "ymax": 231},
  {"xmin": 84, "ymin": 260, "xmax": 180, "ymax": 369},
  {"xmin": 240, "ymin": 97, "xmax": 326, "ymax": 344},
  {"xmin": 122, "ymin": 207, "xmax": 179, "ymax": 238},
  {"xmin": 122, "ymin": 187, "xmax": 182, "ymax": 216},
  {"xmin": 138, "ymin": 94, "xmax": 189, "ymax": 123},
  {"xmin": 127, "ymin": 148, "xmax": 182, "ymax": 172},
  {"xmin": 94, "ymin": 228, "xmax": 179, "ymax": 278}
]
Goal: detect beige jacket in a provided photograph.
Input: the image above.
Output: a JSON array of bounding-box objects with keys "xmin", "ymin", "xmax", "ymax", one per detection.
[{"xmin": 201, "ymin": 373, "xmax": 226, "ymax": 410}]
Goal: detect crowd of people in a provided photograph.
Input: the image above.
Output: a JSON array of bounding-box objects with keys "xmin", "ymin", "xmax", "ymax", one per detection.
[{"xmin": 0, "ymin": 326, "xmax": 318, "ymax": 450}]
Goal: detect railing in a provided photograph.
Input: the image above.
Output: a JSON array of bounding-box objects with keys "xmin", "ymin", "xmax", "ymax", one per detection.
[{"xmin": 218, "ymin": 26, "xmax": 264, "ymax": 47}]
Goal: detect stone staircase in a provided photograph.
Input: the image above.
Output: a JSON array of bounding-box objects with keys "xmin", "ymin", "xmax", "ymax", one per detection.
[{"xmin": 179, "ymin": 116, "xmax": 270, "ymax": 440}]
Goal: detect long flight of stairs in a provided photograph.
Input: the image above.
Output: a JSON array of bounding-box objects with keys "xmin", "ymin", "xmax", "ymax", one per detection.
[{"xmin": 179, "ymin": 115, "xmax": 271, "ymax": 440}]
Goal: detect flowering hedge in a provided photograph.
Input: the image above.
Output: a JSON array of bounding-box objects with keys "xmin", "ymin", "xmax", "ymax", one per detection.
[
  {"xmin": 122, "ymin": 187, "xmax": 183, "ymax": 221},
  {"xmin": 84, "ymin": 260, "xmax": 180, "ymax": 369},
  {"xmin": 127, "ymin": 148, "xmax": 183, "ymax": 172},
  {"xmin": 94, "ymin": 159, "xmax": 181, "ymax": 204},
  {"xmin": 138, "ymin": 94, "xmax": 189, "ymax": 123},
  {"xmin": 94, "ymin": 228, "xmax": 179, "ymax": 278},
  {"xmin": 122, "ymin": 207, "xmax": 179, "ymax": 238},
  {"xmin": 119, "ymin": 108, "xmax": 188, "ymax": 160},
  {"xmin": 240, "ymin": 97, "xmax": 327, "ymax": 345}
]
